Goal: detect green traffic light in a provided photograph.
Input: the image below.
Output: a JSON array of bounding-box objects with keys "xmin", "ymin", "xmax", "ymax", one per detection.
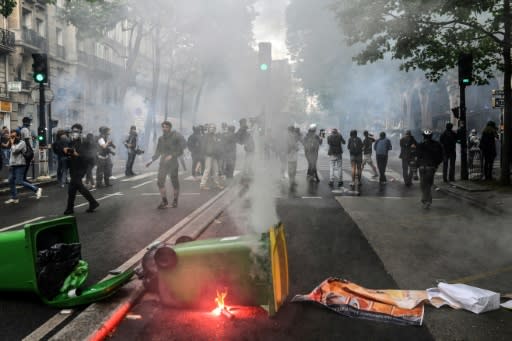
[
  {"xmin": 260, "ymin": 63, "xmax": 269, "ymax": 71},
  {"xmin": 38, "ymin": 135, "xmax": 43, "ymax": 141},
  {"xmin": 34, "ymin": 73, "xmax": 45, "ymax": 83},
  {"xmin": 462, "ymin": 78, "xmax": 470, "ymax": 84}
]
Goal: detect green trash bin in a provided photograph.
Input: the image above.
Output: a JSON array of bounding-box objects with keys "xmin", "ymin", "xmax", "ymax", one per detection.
[
  {"xmin": 155, "ymin": 223, "xmax": 289, "ymax": 316},
  {"xmin": 0, "ymin": 216, "xmax": 133, "ymax": 307}
]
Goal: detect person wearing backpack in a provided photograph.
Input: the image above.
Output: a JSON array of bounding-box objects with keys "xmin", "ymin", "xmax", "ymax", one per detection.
[
  {"xmin": 4, "ymin": 129, "xmax": 42, "ymax": 204},
  {"xmin": 303, "ymin": 124, "xmax": 322, "ymax": 182},
  {"xmin": 19, "ymin": 117, "xmax": 34, "ymax": 182},
  {"xmin": 374, "ymin": 131, "xmax": 392, "ymax": 184},
  {"xmin": 416, "ymin": 129, "xmax": 443, "ymax": 209},
  {"xmin": 327, "ymin": 128, "xmax": 345, "ymax": 188},
  {"xmin": 347, "ymin": 130, "xmax": 363, "ymax": 187}
]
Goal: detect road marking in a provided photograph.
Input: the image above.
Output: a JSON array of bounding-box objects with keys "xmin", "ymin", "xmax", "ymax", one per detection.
[
  {"xmin": 0, "ymin": 216, "xmax": 46, "ymax": 232},
  {"xmin": 121, "ymin": 172, "xmax": 155, "ymax": 182},
  {"xmin": 74, "ymin": 192, "xmax": 123, "ymax": 208},
  {"xmin": 131, "ymin": 180, "xmax": 154, "ymax": 189},
  {"xmin": 449, "ymin": 265, "xmax": 512, "ymax": 284},
  {"xmin": 141, "ymin": 193, "xmax": 160, "ymax": 196},
  {"xmin": 181, "ymin": 192, "xmax": 201, "ymax": 195},
  {"xmin": 301, "ymin": 196, "xmax": 322, "ymax": 199}
]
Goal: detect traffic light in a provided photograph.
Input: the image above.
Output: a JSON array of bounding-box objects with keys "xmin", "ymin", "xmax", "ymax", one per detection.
[
  {"xmin": 32, "ymin": 53, "xmax": 48, "ymax": 84},
  {"xmin": 258, "ymin": 42, "xmax": 272, "ymax": 71},
  {"xmin": 458, "ymin": 53, "xmax": 473, "ymax": 86},
  {"xmin": 37, "ymin": 127, "xmax": 47, "ymax": 147}
]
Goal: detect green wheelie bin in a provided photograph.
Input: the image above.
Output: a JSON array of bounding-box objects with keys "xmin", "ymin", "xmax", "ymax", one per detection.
[
  {"xmin": 154, "ymin": 223, "xmax": 289, "ymax": 315},
  {"xmin": 0, "ymin": 215, "xmax": 133, "ymax": 307}
]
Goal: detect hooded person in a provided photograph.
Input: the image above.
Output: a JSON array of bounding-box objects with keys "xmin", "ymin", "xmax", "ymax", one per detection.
[
  {"xmin": 303, "ymin": 123, "xmax": 322, "ymax": 182},
  {"xmin": 416, "ymin": 129, "xmax": 443, "ymax": 209},
  {"xmin": 480, "ymin": 121, "xmax": 498, "ymax": 180},
  {"xmin": 20, "ymin": 117, "xmax": 34, "ymax": 182}
]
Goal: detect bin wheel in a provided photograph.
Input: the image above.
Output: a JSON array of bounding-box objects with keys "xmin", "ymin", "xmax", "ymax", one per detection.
[{"xmin": 175, "ymin": 236, "xmax": 194, "ymax": 244}]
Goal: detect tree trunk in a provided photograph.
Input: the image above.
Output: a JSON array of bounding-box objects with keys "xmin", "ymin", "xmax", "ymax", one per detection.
[
  {"xmin": 502, "ymin": 0, "xmax": 511, "ymax": 185},
  {"xmin": 164, "ymin": 66, "xmax": 172, "ymax": 121},
  {"xmin": 144, "ymin": 25, "xmax": 162, "ymax": 152}
]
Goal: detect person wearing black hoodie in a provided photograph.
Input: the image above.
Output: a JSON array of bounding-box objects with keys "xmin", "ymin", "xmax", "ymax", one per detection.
[
  {"xmin": 440, "ymin": 122, "xmax": 457, "ymax": 182},
  {"xmin": 416, "ymin": 129, "xmax": 443, "ymax": 209},
  {"xmin": 480, "ymin": 121, "xmax": 499, "ymax": 180}
]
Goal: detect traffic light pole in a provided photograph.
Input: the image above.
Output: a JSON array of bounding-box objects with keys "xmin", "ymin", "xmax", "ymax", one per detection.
[
  {"xmin": 38, "ymin": 83, "xmax": 46, "ymax": 144},
  {"xmin": 460, "ymin": 84, "xmax": 468, "ymax": 180}
]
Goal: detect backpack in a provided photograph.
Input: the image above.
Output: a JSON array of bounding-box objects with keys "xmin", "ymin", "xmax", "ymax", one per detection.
[
  {"xmin": 348, "ymin": 137, "xmax": 363, "ymax": 155},
  {"xmin": 23, "ymin": 140, "xmax": 34, "ymax": 161}
]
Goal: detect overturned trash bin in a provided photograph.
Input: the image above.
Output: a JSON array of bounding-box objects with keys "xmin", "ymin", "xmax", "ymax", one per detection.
[
  {"xmin": 152, "ymin": 223, "xmax": 289, "ymax": 316},
  {"xmin": 0, "ymin": 216, "xmax": 133, "ymax": 308}
]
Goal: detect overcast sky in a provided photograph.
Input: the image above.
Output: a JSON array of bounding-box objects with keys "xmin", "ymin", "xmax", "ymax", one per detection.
[{"xmin": 253, "ymin": 0, "xmax": 290, "ymax": 60}]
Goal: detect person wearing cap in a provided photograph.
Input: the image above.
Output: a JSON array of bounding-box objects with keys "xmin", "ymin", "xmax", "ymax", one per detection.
[
  {"xmin": 399, "ymin": 130, "xmax": 418, "ymax": 186},
  {"xmin": 416, "ymin": 129, "xmax": 443, "ymax": 209},
  {"xmin": 303, "ymin": 123, "xmax": 322, "ymax": 182},
  {"xmin": 124, "ymin": 125, "xmax": 138, "ymax": 176},
  {"xmin": 440, "ymin": 122, "xmax": 457, "ymax": 182},
  {"xmin": 480, "ymin": 121, "xmax": 498, "ymax": 180}
]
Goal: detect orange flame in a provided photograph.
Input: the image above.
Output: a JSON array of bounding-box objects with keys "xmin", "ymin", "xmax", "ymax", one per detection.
[{"xmin": 212, "ymin": 288, "xmax": 228, "ymax": 316}]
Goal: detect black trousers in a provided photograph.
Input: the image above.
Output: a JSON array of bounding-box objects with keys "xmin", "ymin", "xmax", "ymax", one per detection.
[
  {"xmin": 401, "ymin": 158, "xmax": 413, "ymax": 185},
  {"xmin": 125, "ymin": 151, "xmax": 136, "ymax": 175},
  {"xmin": 376, "ymin": 154, "xmax": 388, "ymax": 182},
  {"xmin": 66, "ymin": 169, "xmax": 97, "ymax": 211},
  {"xmin": 443, "ymin": 153, "xmax": 456, "ymax": 181},
  {"xmin": 482, "ymin": 153, "xmax": 495, "ymax": 180},
  {"xmin": 305, "ymin": 152, "xmax": 319, "ymax": 179},
  {"xmin": 419, "ymin": 166, "xmax": 436, "ymax": 204}
]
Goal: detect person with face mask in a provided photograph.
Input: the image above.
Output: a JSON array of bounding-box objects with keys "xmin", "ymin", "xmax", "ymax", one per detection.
[
  {"xmin": 96, "ymin": 126, "xmax": 115, "ymax": 187},
  {"xmin": 5, "ymin": 129, "xmax": 43, "ymax": 204},
  {"xmin": 62, "ymin": 124, "xmax": 99, "ymax": 214},
  {"xmin": 146, "ymin": 121, "xmax": 185, "ymax": 209}
]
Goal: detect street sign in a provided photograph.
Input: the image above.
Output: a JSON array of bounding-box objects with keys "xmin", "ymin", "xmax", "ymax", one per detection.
[
  {"xmin": 492, "ymin": 89, "xmax": 505, "ymax": 108},
  {"xmin": 7, "ymin": 81, "xmax": 22, "ymax": 92}
]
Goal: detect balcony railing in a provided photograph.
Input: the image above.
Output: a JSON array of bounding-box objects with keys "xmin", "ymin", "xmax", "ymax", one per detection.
[
  {"xmin": 77, "ymin": 51, "xmax": 124, "ymax": 75},
  {"xmin": 56, "ymin": 45, "xmax": 65, "ymax": 59},
  {"xmin": 21, "ymin": 27, "xmax": 47, "ymax": 50},
  {"xmin": 0, "ymin": 28, "xmax": 15, "ymax": 52},
  {"xmin": 21, "ymin": 80, "xmax": 33, "ymax": 90}
]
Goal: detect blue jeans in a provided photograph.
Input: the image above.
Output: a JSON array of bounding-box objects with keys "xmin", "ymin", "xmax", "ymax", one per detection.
[
  {"xmin": 1, "ymin": 149, "xmax": 10, "ymax": 166},
  {"xmin": 9, "ymin": 166, "xmax": 38, "ymax": 199}
]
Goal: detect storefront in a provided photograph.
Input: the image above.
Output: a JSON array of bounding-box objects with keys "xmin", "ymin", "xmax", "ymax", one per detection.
[{"xmin": 0, "ymin": 100, "xmax": 12, "ymax": 130}]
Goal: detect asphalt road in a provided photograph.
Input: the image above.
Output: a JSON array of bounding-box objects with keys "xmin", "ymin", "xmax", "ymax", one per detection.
[{"xmin": 0, "ymin": 162, "xmax": 224, "ymax": 341}]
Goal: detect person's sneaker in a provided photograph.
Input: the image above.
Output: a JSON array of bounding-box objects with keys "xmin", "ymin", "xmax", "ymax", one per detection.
[
  {"xmin": 86, "ymin": 201, "xmax": 100, "ymax": 213},
  {"xmin": 171, "ymin": 198, "xmax": 178, "ymax": 208},
  {"xmin": 5, "ymin": 198, "xmax": 19, "ymax": 204},
  {"xmin": 157, "ymin": 199, "xmax": 169, "ymax": 209},
  {"xmin": 372, "ymin": 174, "xmax": 379, "ymax": 178},
  {"xmin": 36, "ymin": 188, "xmax": 43, "ymax": 199}
]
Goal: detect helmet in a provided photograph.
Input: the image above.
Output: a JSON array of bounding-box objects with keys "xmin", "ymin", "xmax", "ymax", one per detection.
[
  {"xmin": 22, "ymin": 117, "xmax": 32, "ymax": 125},
  {"xmin": 422, "ymin": 129, "xmax": 433, "ymax": 136},
  {"xmin": 308, "ymin": 123, "xmax": 317, "ymax": 131}
]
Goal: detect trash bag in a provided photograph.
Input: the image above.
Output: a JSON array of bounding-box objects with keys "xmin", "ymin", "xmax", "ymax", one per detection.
[
  {"xmin": 37, "ymin": 243, "xmax": 82, "ymax": 299},
  {"xmin": 428, "ymin": 282, "xmax": 500, "ymax": 314}
]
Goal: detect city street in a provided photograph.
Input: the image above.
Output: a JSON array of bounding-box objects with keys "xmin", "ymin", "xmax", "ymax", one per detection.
[{"xmin": 5, "ymin": 153, "xmax": 510, "ymax": 340}]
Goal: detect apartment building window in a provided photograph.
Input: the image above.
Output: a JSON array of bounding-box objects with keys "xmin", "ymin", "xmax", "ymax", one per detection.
[
  {"xmin": 36, "ymin": 19, "xmax": 45, "ymax": 37},
  {"xmin": 56, "ymin": 28, "xmax": 63, "ymax": 45},
  {"xmin": 22, "ymin": 9, "xmax": 32, "ymax": 29}
]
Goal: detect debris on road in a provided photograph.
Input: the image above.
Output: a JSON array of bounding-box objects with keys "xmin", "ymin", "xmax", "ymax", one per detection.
[
  {"xmin": 427, "ymin": 282, "xmax": 500, "ymax": 314},
  {"xmin": 292, "ymin": 278, "xmax": 425, "ymax": 326}
]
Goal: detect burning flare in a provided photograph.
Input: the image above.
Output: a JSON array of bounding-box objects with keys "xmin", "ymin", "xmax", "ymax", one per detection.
[{"xmin": 212, "ymin": 288, "xmax": 228, "ymax": 316}]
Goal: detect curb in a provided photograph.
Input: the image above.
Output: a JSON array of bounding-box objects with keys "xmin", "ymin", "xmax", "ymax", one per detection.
[
  {"xmin": 43, "ymin": 184, "xmax": 241, "ymax": 341},
  {"xmin": 436, "ymin": 185, "xmax": 505, "ymax": 215}
]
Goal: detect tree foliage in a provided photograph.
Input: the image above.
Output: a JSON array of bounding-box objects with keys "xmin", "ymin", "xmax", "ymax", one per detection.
[
  {"xmin": 332, "ymin": 0, "xmax": 505, "ymax": 84},
  {"xmin": 0, "ymin": 0, "xmax": 17, "ymax": 18}
]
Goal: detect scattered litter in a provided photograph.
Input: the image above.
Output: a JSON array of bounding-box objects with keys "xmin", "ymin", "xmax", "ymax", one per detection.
[
  {"xmin": 125, "ymin": 313, "xmax": 142, "ymax": 320},
  {"xmin": 292, "ymin": 278, "xmax": 425, "ymax": 326},
  {"xmin": 60, "ymin": 309, "xmax": 73, "ymax": 315},
  {"xmin": 500, "ymin": 300, "xmax": 512, "ymax": 310},
  {"xmin": 427, "ymin": 282, "xmax": 500, "ymax": 314}
]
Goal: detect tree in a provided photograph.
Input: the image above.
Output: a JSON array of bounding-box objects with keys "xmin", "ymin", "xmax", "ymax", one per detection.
[
  {"xmin": 0, "ymin": 0, "xmax": 16, "ymax": 19},
  {"xmin": 332, "ymin": 0, "xmax": 512, "ymax": 184}
]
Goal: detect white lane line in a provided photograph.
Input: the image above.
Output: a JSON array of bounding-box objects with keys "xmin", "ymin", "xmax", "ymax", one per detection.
[
  {"xmin": 74, "ymin": 192, "xmax": 123, "ymax": 208},
  {"xmin": 301, "ymin": 196, "xmax": 322, "ymax": 199},
  {"xmin": 131, "ymin": 180, "xmax": 154, "ymax": 189},
  {"xmin": 181, "ymin": 192, "xmax": 200, "ymax": 196},
  {"xmin": 0, "ymin": 216, "xmax": 46, "ymax": 232},
  {"xmin": 121, "ymin": 172, "xmax": 156, "ymax": 182}
]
